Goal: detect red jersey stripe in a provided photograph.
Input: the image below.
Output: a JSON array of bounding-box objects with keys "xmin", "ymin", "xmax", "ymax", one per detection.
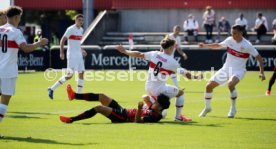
[
  {"xmin": 149, "ymin": 61, "xmax": 174, "ymax": 75},
  {"xmin": 227, "ymin": 47, "xmax": 250, "ymax": 59},
  {"xmin": 68, "ymin": 35, "xmax": 82, "ymax": 40},
  {"xmin": 0, "ymin": 40, "xmax": 19, "ymax": 48}
]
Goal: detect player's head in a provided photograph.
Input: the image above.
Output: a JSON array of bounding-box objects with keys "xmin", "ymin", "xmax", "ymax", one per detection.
[
  {"xmin": 6, "ymin": 6, "xmax": 23, "ymax": 26},
  {"xmin": 75, "ymin": 14, "xmax": 84, "ymax": 27},
  {"xmin": 0, "ymin": 10, "xmax": 7, "ymax": 25},
  {"xmin": 231, "ymin": 24, "xmax": 244, "ymax": 41},
  {"xmin": 160, "ymin": 36, "xmax": 175, "ymax": 54},
  {"xmin": 257, "ymin": 12, "xmax": 262, "ymax": 19},
  {"xmin": 173, "ymin": 25, "xmax": 181, "ymax": 34},
  {"xmin": 155, "ymin": 94, "xmax": 170, "ymax": 110}
]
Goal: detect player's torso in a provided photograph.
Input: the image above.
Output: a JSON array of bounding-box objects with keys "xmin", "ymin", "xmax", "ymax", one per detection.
[
  {"xmin": 0, "ymin": 24, "xmax": 21, "ymax": 78},
  {"xmin": 127, "ymin": 108, "xmax": 158, "ymax": 122},
  {"xmin": 224, "ymin": 38, "xmax": 251, "ymax": 70},
  {"xmin": 67, "ymin": 25, "xmax": 83, "ymax": 59}
]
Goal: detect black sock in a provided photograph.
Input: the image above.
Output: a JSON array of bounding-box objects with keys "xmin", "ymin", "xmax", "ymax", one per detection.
[
  {"xmin": 71, "ymin": 108, "xmax": 97, "ymax": 122},
  {"xmin": 268, "ymin": 72, "xmax": 276, "ymax": 91},
  {"xmin": 75, "ymin": 93, "xmax": 99, "ymax": 101}
]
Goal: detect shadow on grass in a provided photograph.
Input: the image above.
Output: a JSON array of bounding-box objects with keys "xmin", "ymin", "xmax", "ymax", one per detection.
[
  {"xmin": 9, "ymin": 111, "xmax": 55, "ymax": 115},
  {"xmin": 7, "ymin": 115, "xmax": 42, "ymax": 119},
  {"xmin": 210, "ymin": 116, "xmax": 276, "ymax": 121},
  {"xmin": 0, "ymin": 136, "xmax": 97, "ymax": 146}
]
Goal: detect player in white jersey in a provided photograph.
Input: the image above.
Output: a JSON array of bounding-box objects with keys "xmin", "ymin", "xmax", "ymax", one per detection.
[
  {"xmin": 0, "ymin": 10, "xmax": 7, "ymax": 26},
  {"xmin": 116, "ymin": 37, "xmax": 202, "ymax": 122},
  {"xmin": 198, "ymin": 25, "xmax": 265, "ymax": 118},
  {"xmin": 48, "ymin": 14, "xmax": 87, "ymax": 99},
  {"xmin": 0, "ymin": 6, "xmax": 48, "ymax": 122}
]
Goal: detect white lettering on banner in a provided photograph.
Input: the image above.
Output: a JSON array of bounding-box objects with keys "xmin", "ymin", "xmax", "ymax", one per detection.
[
  {"xmin": 247, "ymin": 56, "xmax": 276, "ymax": 67},
  {"xmin": 91, "ymin": 54, "xmax": 148, "ymax": 66},
  {"xmin": 18, "ymin": 54, "xmax": 44, "ymax": 66}
]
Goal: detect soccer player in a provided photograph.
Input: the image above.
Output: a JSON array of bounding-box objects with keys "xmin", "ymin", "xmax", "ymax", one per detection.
[
  {"xmin": 59, "ymin": 85, "xmax": 170, "ymax": 123},
  {"xmin": 116, "ymin": 37, "xmax": 202, "ymax": 122},
  {"xmin": 0, "ymin": 6, "xmax": 48, "ymax": 122},
  {"xmin": 265, "ymin": 66, "xmax": 276, "ymax": 96},
  {"xmin": 198, "ymin": 24, "xmax": 265, "ymax": 118},
  {"xmin": 48, "ymin": 14, "xmax": 87, "ymax": 99},
  {"xmin": 0, "ymin": 10, "xmax": 7, "ymax": 26}
]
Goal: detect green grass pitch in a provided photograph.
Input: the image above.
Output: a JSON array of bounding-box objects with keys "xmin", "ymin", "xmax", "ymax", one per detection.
[{"xmin": 0, "ymin": 71, "xmax": 275, "ymax": 149}]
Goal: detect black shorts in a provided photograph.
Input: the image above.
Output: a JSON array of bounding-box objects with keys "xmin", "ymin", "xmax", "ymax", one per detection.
[{"xmin": 108, "ymin": 100, "xmax": 128, "ymax": 123}]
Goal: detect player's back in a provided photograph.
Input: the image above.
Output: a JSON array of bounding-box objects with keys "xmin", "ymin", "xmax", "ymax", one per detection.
[
  {"xmin": 145, "ymin": 51, "xmax": 179, "ymax": 89},
  {"xmin": 0, "ymin": 23, "xmax": 26, "ymax": 78}
]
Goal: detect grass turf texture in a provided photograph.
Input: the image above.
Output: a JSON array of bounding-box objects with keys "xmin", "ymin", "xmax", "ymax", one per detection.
[{"xmin": 0, "ymin": 71, "xmax": 275, "ymax": 149}]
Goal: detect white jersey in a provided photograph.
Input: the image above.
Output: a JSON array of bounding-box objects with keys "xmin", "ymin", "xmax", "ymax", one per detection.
[
  {"xmin": 168, "ymin": 33, "xmax": 181, "ymax": 55},
  {"xmin": 0, "ymin": 23, "xmax": 26, "ymax": 78},
  {"xmin": 219, "ymin": 37, "xmax": 259, "ymax": 71},
  {"xmin": 255, "ymin": 16, "xmax": 268, "ymax": 30},
  {"xmin": 144, "ymin": 51, "xmax": 186, "ymax": 90},
  {"xmin": 63, "ymin": 24, "xmax": 83, "ymax": 59},
  {"xmin": 235, "ymin": 18, "xmax": 248, "ymax": 29}
]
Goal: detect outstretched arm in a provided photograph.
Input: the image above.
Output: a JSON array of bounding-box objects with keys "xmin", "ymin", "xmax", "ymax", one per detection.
[
  {"xmin": 198, "ymin": 42, "xmax": 223, "ymax": 50},
  {"xmin": 255, "ymin": 54, "xmax": 265, "ymax": 81},
  {"xmin": 178, "ymin": 68, "xmax": 203, "ymax": 80},
  {"xmin": 176, "ymin": 47, "xmax": 188, "ymax": 60},
  {"xmin": 116, "ymin": 45, "xmax": 145, "ymax": 58},
  {"xmin": 135, "ymin": 101, "xmax": 144, "ymax": 123},
  {"xmin": 19, "ymin": 38, "xmax": 48, "ymax": 53}
]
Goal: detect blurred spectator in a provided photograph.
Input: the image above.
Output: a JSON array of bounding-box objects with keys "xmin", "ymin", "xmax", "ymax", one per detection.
[
  {"xmin": 272, "ymin": 19, "xmax": 276, "ymax": 44},
  {"xmin": 202, "ymin": 6, "xmax": 216, "ymax": 43},
  {"xmin": 235, "ymin": 13, "xmax": 248, "ymax": 38},
  {"xmin": 216, "ymin": 16, "xmax": 231, "ymax": 43},
  {"xmin": 0, "ymin": 10, "xmax": 7, "ymax": 26},
  {"xmin": 253, "ymin": 12, "xmax": 268, "ymax": 44},
  {"xmin": 183, "ymin": 14, "xmax": 199, "ymax": 44}
]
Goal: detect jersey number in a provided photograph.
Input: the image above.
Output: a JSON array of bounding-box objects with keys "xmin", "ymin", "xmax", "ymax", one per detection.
[
  {"xmin": 0, "ymin": 34, "xmax": 8, "ymax": 53},
  {"xmin": 153, "ymin": 61, "xmax": 163, "ymax": 76}
]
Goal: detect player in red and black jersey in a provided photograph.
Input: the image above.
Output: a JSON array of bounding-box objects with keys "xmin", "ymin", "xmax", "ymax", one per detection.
[
  {"xmin": 59, "ymin": 85, "xmax": 170, "ymax": 123},
  {"xmin": 266, "ymin": 66, "xmax": 276, "ymax": 96}
]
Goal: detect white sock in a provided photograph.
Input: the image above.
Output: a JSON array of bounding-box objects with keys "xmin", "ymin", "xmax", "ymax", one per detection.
[
  {"xmin": 175, "ymin": 95, "xmax": 184, "ymax": 118},
  {"xmin": 230, "ymin": 89, "xmax": 237, "ymax": 110},
  {"xmin": 171, "ymin": 74, "xmax": 179, "ymax": 87},
  {"xmin": 0, "ymin": 104, "xmax": 7, "ymax": 122},
  {"xmin": 50, "ymin": 76, "xmax": 66, "ymax": 90},
  {"xmin": 77, "ymin": 79, "xmax": 84, "ymax": 93},
  {"xmin": 204, "ymin": 92, "xmax": 212, "ymax": 109}
]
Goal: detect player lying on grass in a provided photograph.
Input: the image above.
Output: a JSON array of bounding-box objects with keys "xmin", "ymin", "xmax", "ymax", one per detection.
[
  {"xmin": 116, "ymin": 37, "xmax": 202, "ymax": 122},
  {"xmin": 59, "ymin": 85, "xmax": 170, "ymax": 123}
]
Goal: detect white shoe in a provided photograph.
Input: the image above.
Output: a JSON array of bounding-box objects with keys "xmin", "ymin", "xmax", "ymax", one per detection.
[
  {"xmin": 228, "ymin": 109, "xmax": 237, "ymax": 118},
  {"xmin": 255, "ymin": 40, "xmax": 260, "ymax": 44},
  {"xmin": 183, "ymin": 41, "xmax": 189, "ymax": 44},
  {"xmin": 208, "ymin": 40, "xmax": 213, "ymax": 43},
  {"xmin": 199, "ymin": 108, "xmax": 212, "ymax": 117}
]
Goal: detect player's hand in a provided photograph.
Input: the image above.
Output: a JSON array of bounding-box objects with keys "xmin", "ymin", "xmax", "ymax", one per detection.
[
  {"xmin": 138, "ymin": 101, "xmax": 144, "ymax": 109},
  {"xmin": 60, "ymin": 53, "xmax": 65, "ymax": 60},
  {"xmin": 198, "ymin": 43, "xmax": 204, "ymax": 48},
  {"xmin": 182, "ymin": 53, "xmax": 188, "ymax": 60},
  {"xmin": 116, "ymin": 45, "xmax": 126, "ymax": 54},
  {"xmin": 82, "ymin": 49, "xmax": 87, "ymax": 57},
  {"xmin": 259, "ymin": 73, "xmax": 266, "ymax": 81},
  {"xmin": 39, "ymin": 38, "xmax": 48, "ymax": 46}
]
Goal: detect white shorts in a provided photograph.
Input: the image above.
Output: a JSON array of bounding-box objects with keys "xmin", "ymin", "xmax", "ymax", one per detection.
[
  {"xmin": 210, "ymin": 68, "xmax": 246, "ymax": 85},
  {"xmin": 67, "ymin": 58, "xmax": 85, "ymax": 73},
  {"xmin": 146, "ymin": 84, "xmax": 179, "ymax": 99},
  {"xmin": 0, "ymin": 78, "xmax": 17, "ymax": 96}
]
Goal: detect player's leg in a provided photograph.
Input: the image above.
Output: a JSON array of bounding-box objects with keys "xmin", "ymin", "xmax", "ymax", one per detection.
[
  {"xmin": 199, "ymin": 69, "xmax": 227, "ymax": 117},
  {"xmin": 0, "ymin": 78, "xmax": 16, "ymax": 122},
  {"xmin": 170, "ymin": 73, "xmax": 179, "ymax": 87},
  {"xmin": 227, "ymin": 76, "xmax": 240, "ymax": 118},
  {"xmin": 266, "ymin": 71, "xmax": 276, "ymax": 96},
  {"xmin": 77, "ymin": 71, "xmax": 84, "ymax": 93},
  {"xmin": 174, "ymin": 89, "xmax": 192, "ymax": 122}
]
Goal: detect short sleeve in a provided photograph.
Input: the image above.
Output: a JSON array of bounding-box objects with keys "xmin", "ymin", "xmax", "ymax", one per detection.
[
  {"xmin": 246, "ymin": 43, "xmax": 259, "ymax": 57},
  {"xmin": 144, "ymin": 51, "xmax": 156, "ymax": 61},
  {"xmin": 63, "ymin": 28, "xmax": 71, "ymax": 38},
  {"xmin": 15, "ymin": 31, "xmax": 27, "ymax": 45},
  {"xmin": 219, "ymin": 37, "xmax": 231, "ymax": 47}
]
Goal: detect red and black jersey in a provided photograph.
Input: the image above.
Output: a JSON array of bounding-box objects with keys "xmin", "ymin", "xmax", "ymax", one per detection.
[{"xmin": 126, "ymin": 108, "xmax": 162, "ymax": 122}]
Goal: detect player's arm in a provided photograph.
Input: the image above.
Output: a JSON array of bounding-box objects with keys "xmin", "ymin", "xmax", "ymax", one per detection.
[
  {"xmin": 135, "ymin": 101, "xmax": 144, "ymax": 123},
  {"xmin": 255, "ymin": 54, "xmax": 265, "ymax": 81},
  {"xmin": 81, "ymin": 48, "xmax": 87, "ymax": 57},
  {"xmin": 116, "ymin": 45, "xmax": 145, "ymax": 58},
  {"xmin": 60, "ymin": 36, "xmax": 67, "ymax": 60},
  {"xmin": 198, "ymin": 42, "xmax": 223, "ymax": 50},
  {"xmin": 178, "ymin": 68, "xmax": 203, "ymax": 80},
  {"xmin": 142, "ymin": 95, "xmax": 153, "ymax": 108},
  {"xmin": 19, "ymin": 38, "xmax": 48, "ymax": 53},
  {"xmin": 176, "ymin": 47, "xmax": 188, "ymax": 60}
]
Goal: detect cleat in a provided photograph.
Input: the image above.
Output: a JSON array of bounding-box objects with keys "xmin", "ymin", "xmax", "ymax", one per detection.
[
  {"xmin": 67, "ymin": 84, "xmax": 75, "ymax": 100},
  {"xmin": 175, "ymin": 115, "xmax": 192, "ymax": 122},
  {"xmin": 228, "ymin": 109, "xmax": 237, "ymax": 118},
  {"xmin": 48, "ymin": 88, "xmax": 54, "ymax": 99},
  {"xmin": 60, "ymin": 116, "xmax": 73, "ymax": 123},
  {"xmin": 199, "ymin": 108, "xmax": 212, "ymax": 117},
  {"xmin": 265, "ymin": 90, "xmax": 270, "ymax": 96}
]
